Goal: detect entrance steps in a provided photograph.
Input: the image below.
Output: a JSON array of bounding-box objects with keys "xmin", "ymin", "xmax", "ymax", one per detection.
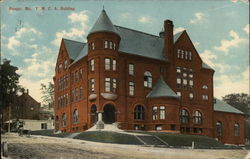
[
  {"xmin": 136, "ymin": 135, "xmax": 168, "ymax": 147},
  {"xmin": 87, "ymin": 123, "xmax": 123, "ymax": 132}
]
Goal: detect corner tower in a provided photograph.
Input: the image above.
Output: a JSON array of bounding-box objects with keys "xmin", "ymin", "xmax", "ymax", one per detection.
[{"xmin": 86, "ymin": 9, "xmax": 121, "ymax": 129}]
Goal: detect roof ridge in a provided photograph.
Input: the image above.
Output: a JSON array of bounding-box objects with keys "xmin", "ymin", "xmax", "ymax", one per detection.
[
  {"xmin": 63, "ymin": 38, "xmax": 85, "ymax": 44},
  {"xmin": 114, "ymin": 25, "xmax": 162, "ymax": 39}
]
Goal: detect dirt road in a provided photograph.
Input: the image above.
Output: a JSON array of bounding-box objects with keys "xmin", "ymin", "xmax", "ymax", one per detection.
[{"xmin": 3, "ymin": 133, "xmax": 249, "ymax": 159}]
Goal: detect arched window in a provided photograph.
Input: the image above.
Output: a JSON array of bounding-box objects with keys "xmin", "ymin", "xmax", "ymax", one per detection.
[
  {"xmin": 180, "ymin": 109, "xmax": 189, "ymax": 124},
  {"xmin": 62, "ymin": 113, "xmax": 67, "ymax": 127},
  {"xmin": 134, "ymin": 105, "xmax": 145, "ymax": 120},
  {"xmin": 73, "ymin": 109, "xmax": 78, "ymax": 124},
  {"xmin": 193, "ymin": 111, "xmax": 202, "ymax": 125},
  {"xmin": 216, "ymin": 121, "xmax": 222, "ymax": 136},
  {"xmin": 144, "ymin": 71, "xmax": 152, "ymax": 88},
  {"xmin": 234, "ymin": 123, "xmax": 240, "ymax": 136},
  {"xmin": 55, "ymin": 116, "xmax": 59, "ymax": 131},
  {"xmin": 202, "ymin": 85, "xmax": 208, "ymax": 89}
]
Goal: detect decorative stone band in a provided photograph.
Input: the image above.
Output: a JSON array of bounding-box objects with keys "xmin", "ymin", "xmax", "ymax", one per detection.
[
  {"xmin": 101, "ymin": 93, "xmax": 118, "ymax": 100},
  {"xmin": 89, "ymin": 94, "xmax": 97, "ymax": 101}
]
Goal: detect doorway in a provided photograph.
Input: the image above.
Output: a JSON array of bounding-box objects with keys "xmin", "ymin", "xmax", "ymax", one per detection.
[{"xmin": 103, "ymin": 104, "xmax": 116, "ymax": 124}]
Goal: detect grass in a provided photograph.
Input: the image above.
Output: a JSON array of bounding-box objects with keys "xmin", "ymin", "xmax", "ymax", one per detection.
[
  {"xmin": 30, "ymin": 129, "xmax": 71, "ymax": 138},
  {"xmin": 74, "ymin": 131, "xmax": 142, "ymax": 145}
]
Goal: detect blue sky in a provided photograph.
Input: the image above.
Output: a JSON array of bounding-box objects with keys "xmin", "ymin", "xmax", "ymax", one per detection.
[{"xmin": 1, "ymin": 0, "xmax": 249, "ymax": 103}]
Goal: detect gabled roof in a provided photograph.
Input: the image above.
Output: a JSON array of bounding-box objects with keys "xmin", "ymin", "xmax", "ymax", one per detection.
[
  {"xmin": 89, "ymin": 9, "xmax": 118, "ymax": 35},
  {"xmin": 214, "ymin": 98, "xmax": 244, "ymax": 114},
  {"xmin": 146, "ymin": 77, "xmax": 179, "ymax": 99},
  {"xmin": 63, "ymin": 39, "xmax": 85, "ymax": 60}
]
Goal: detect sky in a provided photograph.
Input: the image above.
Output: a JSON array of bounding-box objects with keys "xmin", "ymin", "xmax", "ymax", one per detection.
[{"xmin": 1, "ymin": 0, "xmax": 249, "ymax": 104}]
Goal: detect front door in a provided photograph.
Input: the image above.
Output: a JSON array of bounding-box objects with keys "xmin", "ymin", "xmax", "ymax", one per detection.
[{"xmin": 103, "ymin": 104, "xmax": 115, "ymax": 124}]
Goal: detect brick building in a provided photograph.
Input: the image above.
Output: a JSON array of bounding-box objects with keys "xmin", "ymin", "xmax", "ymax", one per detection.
[{"xmin": 54, "ymin": 9, "xmax": 245, "ymax": 145}]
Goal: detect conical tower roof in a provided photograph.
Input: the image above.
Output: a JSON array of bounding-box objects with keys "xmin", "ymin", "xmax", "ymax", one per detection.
[{"xmin": 89, "ymin": 9, "xmax": 118, "ymax": 35}]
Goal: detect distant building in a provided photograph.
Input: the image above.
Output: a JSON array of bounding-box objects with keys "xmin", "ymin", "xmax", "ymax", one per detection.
[{"xmin": 54, "ymin": 9, "xmax": 245, "ymax": 145}]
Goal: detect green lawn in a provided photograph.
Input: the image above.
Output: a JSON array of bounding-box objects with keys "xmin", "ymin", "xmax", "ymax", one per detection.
[{"xmin": 74, "ymin": 131, "xmax": 143, "ymax": 145}]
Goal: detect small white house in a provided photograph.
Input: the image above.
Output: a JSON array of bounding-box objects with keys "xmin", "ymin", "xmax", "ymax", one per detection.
[{"xmin": 19, "ymin": 119, "xmax": 54, "ymax": 131}]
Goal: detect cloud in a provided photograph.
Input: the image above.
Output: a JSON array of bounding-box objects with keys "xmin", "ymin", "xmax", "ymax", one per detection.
[
  {"xmin": 200, "ymin": 50, "xmax": 217, "ymax": 67},
  {"xmin": 214, "ymin": 67, "xmax": 249, "ymax": 99},
  {"xmin": 231, "ymin": 0, "xmax": 249, "ymax": 4},
  {"xmin": 52, "ymin": 11, "xmax": 89, "ymax": 46},
  {"xmin": 6, "ymin": 26, "xmax": 42, "ymax": 51},
  {"xmin": 190, "ymin": 12, "xmax": 204, "ymax": 24},
  {"xmin": 214, "ymin": 30, "xmax": 248, "ymax": 54},
  {"xmin": 193, "ymin": 42, "xmax": 200, "ymax": 48},
  {"xmin": 138, "ymin": 16, "xmax": 153, "ymax": 23},
  {"xmin": 174, "ymin": 27, "xmax": 185, "ymax": 34},
  {"xmin": 243, "ymin": 24, "xmax": 249, "ymax": 34}
]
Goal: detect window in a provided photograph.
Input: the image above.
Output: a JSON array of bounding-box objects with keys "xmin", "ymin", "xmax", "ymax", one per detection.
[
  {"xmin": 90, "ymin": 78, "xmax": 95, "ymax": 93},
  {"xmin": 176, "ymin": 67, "xmax": 181, "ymax": 75},
  {"xmin": 105, "ymin": 78, "xmax": 111, "ymax": 92},
  {"xmin": 144, "ymin": 71, "xmax": 152, "ymax": 88},
  {"xmin": 202, "ymin": 95, "xmax": 208, "ymax": 100},
  {"xmin": 91, "ymin": 42, "xmax": 95, "ymax": 50},
  {"xmin": 216, "ymin": 121, "xmax": 222, "ymax": 136},
  {"xmin": 129, "ymin": 82, "xmax": 135, "ymax": 96},
  {"xmin": 79, "ymin": 87, "xmax": 83, "ymax": 99},
  {"xmin": 64, "ymin": 60, "xmax": 68, "ymax": 69},
  {"xmin": 129, "ymin": 64, "xmax": 134, "ymax": 75},
  {"xmin": 180, "ymin": 109, "xmax": 189, "ymax": 124},
  {"xmin": 109, "ymin": 41, "xmax": 113, "ymax": 49},
  {"xmin": 75, "ymin": 71, "xmax": 78, "ymax": 82},
  {"xmin": 62, "ymin": 113, "xmax": 67, "ymax": 127},
  {"xmin": 181, "ymin": 50, "xmax": 184, "ymax": 59},
  {"xmin": 73, "ymin": 109, "xmax": 78, "ymax": 124},
  {"xmin": 185, "ymin": 51, "xmax": 188, "ymax": 60},
  {"xmin": 156, "ymin": 125, "xmax": 162, "ymax": 131},
  {"xmin": 160, "ymin": 106, "xmax": 165, "ymax": 120},
  {"xmin": 189, "ymin": 93, "xmax": 194, "ymax": 100},
  {"xmin": 112, "ymin": 59, "xmax": 116, "ymax": 71},
  {"xmin": 113, "ymin": 43, "xmax": 116, "ymax": 50},
  {"xmin": 177, "ymin": 92, "xmax": 181, "ymax": 97},
  {"xmin": 177, "ymin": 49, "xmax": 181, "ymax": 58},
  {"xmin": 90, "ymin": 59, "xmax": 94, "ymax": 71},
  {"xmin": 189, "ymin": 51, "xmax": 192, "ymax": 60},
  {"xmin": 65, "ymin": 93, "xmax": 68, "ymax": 105},
  {"xmin": 202, "ymin": 85, "xmax": 208, "ymax": 89},
  {"xmin": 189, "ymin": 80, "xmax": 193, "ymax": 89},
  {"xmin": 65, "ymin": 75, "xmax": 68, "ymax": 88},
  {"xmin": 79, "ymin": 68, "xmax": 82, "ymax": 79},
  {"xmin": 183, "ymin": 72, "xmax": 187, "ymax": 78},
  {"xmin": 183, "ymin": 79, "xmax": 187, "ymax": 88},
  {"xmin": 189, "ymin": 70, "xmax": 193, "ymax": 79},
  {"xmin": 104, "ymin": 40, "xmax": 108, "ymax": 48},
  {"xmin": 134, "ymin": 105, "xmax": 145, "ymax": 120},
  {"xmin": 41, "ymin": 123, "xmax": 47, "ymax": 129},
  {"xmin": 193, "ymin": 111, "xmax": 202, "ymax": 125},
  {"xmin": 152, "ymin": 106, "xmax": 158, "ymax": 120},
  {"xmin": 58, "ymin": 64, "xmax": 62, "ymax": 72},
  {"xmin": 71, "ymin": 90, "xmax": 74, "ymax": 103},
  {"xmin": 234, "ymin": 123, "xmax": 240, "ymax": 136},
  {"xmin": 112, "ymin": 78, "xmax": 117, "ymax": 92},
  {"xmin": 75, "ymin": 88, "xmax": 78, "ymax": 101},
  {"xmin": 105, "ymin": 58, "xmax": 111, "ymax": 70}
]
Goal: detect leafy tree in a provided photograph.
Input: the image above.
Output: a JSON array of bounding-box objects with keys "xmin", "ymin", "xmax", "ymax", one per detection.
[
  {"xmin": 0, "ymin": 59, "xmax": 20, "ymax": 108},
  {"xmin": 40, "ymin": 82, "xmax": 54, "ymax": 109},
  {"xmin": 222, "ymin": 93, "xmax": 250, "ymax": 117}
]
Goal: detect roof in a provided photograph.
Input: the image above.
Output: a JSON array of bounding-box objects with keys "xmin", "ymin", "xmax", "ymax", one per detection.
[
  {"xmin": 214, "ymin": 98, "xmax": 244, "ymax": 114},
  {"xmin": 146, "ymin": 77, "xmax": 179, "ymax": 99},
  {"xmin": 63, "ymin": 39, "xmax": 85, "ymax": 60},
  {"xmin": 115, "ymin": 26, "xmax": 165, "ymax": 61},
  {"xmin": 89, "ymin": 9, "xmax": 118, "ymax": 35}
]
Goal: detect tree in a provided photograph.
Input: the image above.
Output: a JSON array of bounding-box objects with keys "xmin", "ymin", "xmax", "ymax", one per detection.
[
  {"xmin": 0, "ymin": 59, "xmax": 20, "ymax": 108},
  {"xmin": 222, "ymin": 93, "xmax": 250, "ymax": 117},
  {"xmin": 40, "ymin": 82, "xmax": 54, "ymax": 109}
]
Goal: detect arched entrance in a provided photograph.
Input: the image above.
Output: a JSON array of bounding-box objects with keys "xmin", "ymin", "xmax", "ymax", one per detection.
[
  {"xmin": 103, "ymin": 104, "xmax": 116, "ymax": 124},
  {"xmin": 91, "ymin": 104, "xmax": 97, "ymax": 124}
]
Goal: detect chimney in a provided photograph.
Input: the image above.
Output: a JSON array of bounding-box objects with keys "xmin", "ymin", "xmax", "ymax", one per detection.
[
  {"xmin": 26, "ymin": 89, "xmax": 29, "ymax": 95},
  {"xmin": 164, "ymin": 20, "xmax": 174, "ymax": 62}
]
